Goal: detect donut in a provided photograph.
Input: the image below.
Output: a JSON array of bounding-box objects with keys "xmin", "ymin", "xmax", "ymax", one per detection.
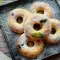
[
  {"xmin": 16, "ymin": 33, "xmax": 44, "ymax": 58},
  {"xmin": 45, "ymin": 19, "xmax": 60, "ymax": 44},
  {"xmin": 8, "ymin": 8, "xmax": 31, "ymax": 33},
  {"xmin": 30, "ymin": 2, "xmax": 52, "ymax": 18},
  {"xmin": 24, "ymin": 14, "xmax": 51, "ymax": 39}
]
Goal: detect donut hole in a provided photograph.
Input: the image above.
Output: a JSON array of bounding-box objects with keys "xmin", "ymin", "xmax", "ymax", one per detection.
[
  {"xmin": 11, "ymin": 13, "xmax": 14, "ymax": 16},
  {"xmin": 21, "ymin": 44, "xmax": 24, "ymax": 46},
  {"xmin": 33, "ymin": 23, "xmax": 41, "ymax": 30},
  {"xmin": 16, "ymin": 16, "xmax": 23, "ymax": 23},
  {"xmin": 37, "ymin": 8, "xmax": 44, "ymax": 14},
  {"xmin": 51, "ymin": 28, "xmax": 56, "ymax": 34},
  {"xmin": 17, "ymin": 45, "xmax": 21, "ymax": 49},
  {"xmin": 27, "ymin": 41, "xmax": 34, "ymax": 47}
]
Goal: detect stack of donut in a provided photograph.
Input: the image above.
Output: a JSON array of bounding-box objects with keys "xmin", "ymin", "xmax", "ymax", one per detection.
[{"xmin": 8, "ymin": 2, "xmax": 60, "ymax": 59}]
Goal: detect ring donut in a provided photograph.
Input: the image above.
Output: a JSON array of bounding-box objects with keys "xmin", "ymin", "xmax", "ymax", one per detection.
[
  {"xmin": 8, "ymin": 8, "xmax": 31, "ymax": 33},
  {"xmin": 45, "ymin": 19, "xmax": 60, "ymax": 44},
  {"xmin": 24, "ymin": 14, "xmax": 51, "ymax": 39},
  {"xmin": 16, "ymin": 33, "xmax": 44, "ymax": 58},
  {"xmin": 30, "ymin": 2, "xmax": 52, "ymax": 18}
]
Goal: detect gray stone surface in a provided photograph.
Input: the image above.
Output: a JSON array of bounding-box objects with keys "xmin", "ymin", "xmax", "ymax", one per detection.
[
  {"xmin": 0, "ymin": 29, "xmax": 11, "ymax": 57},
  {"xmin": 0, "ymin": 0, "xmax": 60, "ymax": 60}
]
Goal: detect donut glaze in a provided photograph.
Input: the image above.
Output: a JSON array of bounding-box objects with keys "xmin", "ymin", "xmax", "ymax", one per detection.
[
  {"xmin": 24, "ymin": 14, "xmax": 51, "ymax": 39},
  {"xmin": 30, "ymin": 2, "xmax": 52, "ymax": 18},
  {"xmin": 45, "ymin": 19, "xmax": 60, "ymax": 44},
  {"xmin": 16, "ymin": 33, "xmax": 44, "ymax": 58},
  {"xmin": 8, "ymin": 8, "xmax": 31, "ymax": 33}
]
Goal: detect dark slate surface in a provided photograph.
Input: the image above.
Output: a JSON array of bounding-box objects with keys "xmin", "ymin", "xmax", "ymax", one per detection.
[
  {"xmin": 56, "ymin": 0, "xmax": 60, "ymax": 8},
  {"xmin": 0, "ymin": 0, "xmax": 60, "ymax": 60},
  {"xmin": 0, "ymin": 0, "xmax": 17, "ymax": 6}
]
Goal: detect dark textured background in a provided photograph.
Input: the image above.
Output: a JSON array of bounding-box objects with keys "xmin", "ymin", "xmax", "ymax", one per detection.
[
  {"xmin": 0, "ymin": 0, "xmax": 60, "ymax": 60},
  {"xmin": 0, "ymin": 0, "xmax": 17, "ymax": 6}
]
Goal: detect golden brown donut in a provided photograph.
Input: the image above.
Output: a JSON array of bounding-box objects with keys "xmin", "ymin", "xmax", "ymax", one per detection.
[
  {"xmin": 24, "ymin": 14, "xmax": 51, "ymax": 39},
  {"xmin": 45, "ymin": 19, "xmax": 60, "ymax": 44},
  {"xmin": 16, "ymin": 33, "xmax": 44, "ymax": 59},
  {"xmin": 8, "ymin": 8, "xmax": 31, "ymax": 33},
  {"xmin": 30, "ymin": 2, "xmax": 52, "ymax": 18}
]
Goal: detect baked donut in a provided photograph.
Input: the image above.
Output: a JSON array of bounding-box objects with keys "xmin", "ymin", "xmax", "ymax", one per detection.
[
  {"xmin": 45, "ymin": 19, "xmax": 60, "ymax": 44},
  {"xmin": 30, "ymin": 2, "xmax": 52, "ymax": 18},
  {"xmin": 16, "ymin": 33, "xmax": 44, "ymax": 58},
  {"xmin": 24, "ymin": 14, "xmax": 51, "ymax": 39},
  {"xmin": 8, "ymin": 8, "xmax": 31, "ymax": 33}
]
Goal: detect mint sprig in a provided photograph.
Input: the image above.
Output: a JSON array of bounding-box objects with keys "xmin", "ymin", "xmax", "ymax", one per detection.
[{"xmin": 32, "ymin": 32, "xmax": 44, "ymax": 38}]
